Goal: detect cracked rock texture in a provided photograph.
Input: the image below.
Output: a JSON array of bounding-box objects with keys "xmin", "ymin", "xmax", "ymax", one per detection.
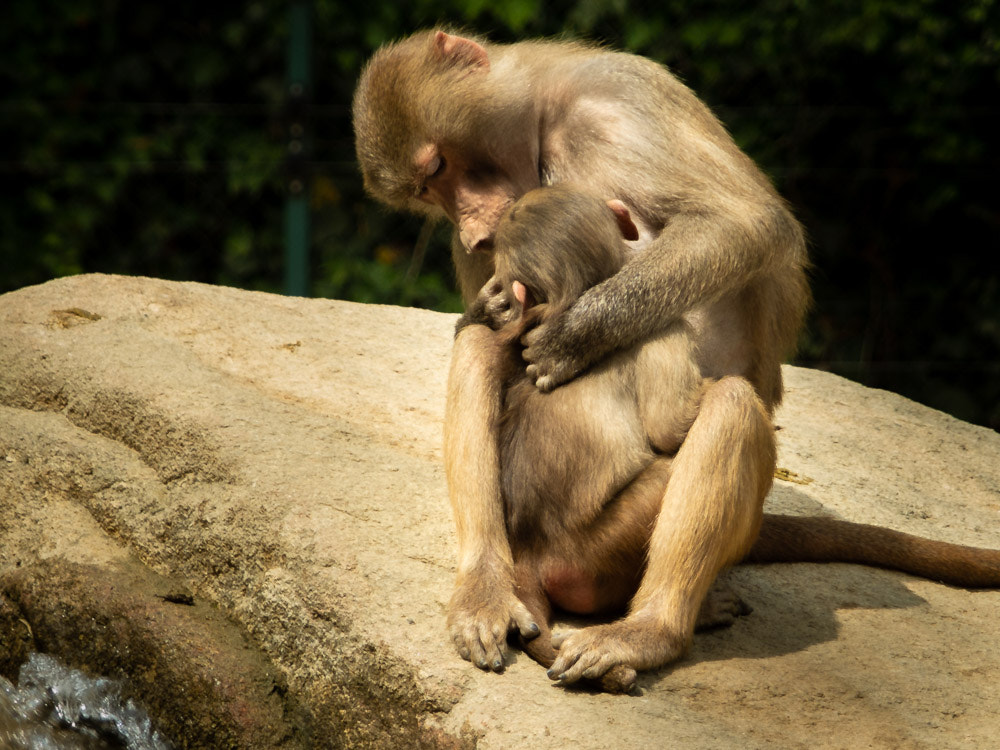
[{"xmin": 1, "ymin": 274, "xmax": 999, "ymax": 749}]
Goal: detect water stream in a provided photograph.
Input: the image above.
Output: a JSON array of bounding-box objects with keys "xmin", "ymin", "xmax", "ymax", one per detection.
[{"xmin": 0, "ymin": 653, "xmax": 170, "ymax": 750}]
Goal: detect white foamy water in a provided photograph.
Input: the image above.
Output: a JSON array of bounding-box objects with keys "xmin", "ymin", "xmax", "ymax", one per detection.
[{"xmin": 0, "ymin": 653, "xmax": 171, "ymax": 750}]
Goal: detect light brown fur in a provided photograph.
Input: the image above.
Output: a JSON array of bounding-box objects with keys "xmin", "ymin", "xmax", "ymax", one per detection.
[
  {"xmin": 353, "ymin": 31, "xmax": 1000, "ymax": 689},
  {"xmin": 491, "ymin": 186, "xmax": 720, "ymax": 691}
]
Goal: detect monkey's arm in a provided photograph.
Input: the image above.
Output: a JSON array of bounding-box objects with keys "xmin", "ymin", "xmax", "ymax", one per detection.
[
  {"xmin": 523, "ymin": 201, "xmax": 805, "ymax": 391},
  {"xmin": 444, "ymin": 325, "xmax": 540, "ymax": 669}
]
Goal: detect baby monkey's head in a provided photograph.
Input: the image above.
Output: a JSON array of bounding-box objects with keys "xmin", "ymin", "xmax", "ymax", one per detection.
[{"xmin": 493, "ymin": 185, "xmax": 637, "ymax": 318}]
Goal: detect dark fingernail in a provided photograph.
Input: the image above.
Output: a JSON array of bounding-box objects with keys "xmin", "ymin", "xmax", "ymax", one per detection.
[
  {"xmin": 493, "ymin": 659, "xmax": 503, "ymax": 670},
  {"xmin": 529, "ymin": 623, "xmax": 540, "ymax": 635}
]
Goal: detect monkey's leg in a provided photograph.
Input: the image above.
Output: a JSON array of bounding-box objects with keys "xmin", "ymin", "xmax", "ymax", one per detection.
[
  {"xmin": 548, "ymin": 376, "xmax": 775, "ymax": 684},
  {"xmin": 445, "ymin": 325, "xmax": 539, "ymax": 672}
]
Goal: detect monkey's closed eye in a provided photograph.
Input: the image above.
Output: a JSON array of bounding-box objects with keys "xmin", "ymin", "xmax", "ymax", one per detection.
[
  {"xmin": 417, "ymin": 155, "xmax": 447, "ymax": 197},
  {"xmin": 431, "ymin": 156, "xmax": 446, "ymax": 177}
]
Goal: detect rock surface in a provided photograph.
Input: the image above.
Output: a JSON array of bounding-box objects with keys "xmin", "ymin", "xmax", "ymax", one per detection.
[{"xmin": 1, "ymin": 273, "xmax": 998, "ymax": 749}]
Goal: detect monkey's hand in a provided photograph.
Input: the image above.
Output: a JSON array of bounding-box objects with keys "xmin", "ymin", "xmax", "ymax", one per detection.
[
  {"xmin": 460, "ymin": 276, "xmax": 516, "ymax": 333},
  {"xmin": 548, "ymin": 617, "xmax": 683, "ymax": 687},
  {"xmin": 447, "ymin": 569, "xmax": 540, "ymax": 672},
  {"xmin": 521, "ymin": 310, "xmax": 604, "ymax": 392}
]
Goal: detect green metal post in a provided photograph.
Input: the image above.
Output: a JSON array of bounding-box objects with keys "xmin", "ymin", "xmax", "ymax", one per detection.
[{"xmin": 285, "ymin": 0, "xmax": 312, "ymax": 297}]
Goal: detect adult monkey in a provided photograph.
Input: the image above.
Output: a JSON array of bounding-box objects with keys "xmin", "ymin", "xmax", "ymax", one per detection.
[
  {"xmin": 353, "ymin": 28, "xmax": 805, "ymax": 682},
  {"xmin": 352, "ymin": 31, "xmax": 1000, "ymax": 685}
]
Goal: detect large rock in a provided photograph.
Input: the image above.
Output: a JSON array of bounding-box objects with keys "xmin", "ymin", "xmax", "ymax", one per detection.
[{"xmin": 1, "ymin": 274, "xmax": 998, "ymax": 749}]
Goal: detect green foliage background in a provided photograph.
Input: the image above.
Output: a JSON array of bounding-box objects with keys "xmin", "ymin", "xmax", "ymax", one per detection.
[{"xmin": 2, "ymin": 0, "xmax": 998, "ymax": 429}]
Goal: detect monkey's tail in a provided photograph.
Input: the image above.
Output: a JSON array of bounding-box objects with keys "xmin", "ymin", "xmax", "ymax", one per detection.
[{"xmin": 746, "ymin": 513, "xmax": 1000, "ymax": 588}]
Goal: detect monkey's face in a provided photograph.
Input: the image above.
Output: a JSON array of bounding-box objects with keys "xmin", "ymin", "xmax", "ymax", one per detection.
[
  {"xmin": 414, "ymin": 141, "xmax": 540, "ymax": 254},
  {"xmin": 353, "ymin": 30, "xmax": 541, "ymax": 253}
]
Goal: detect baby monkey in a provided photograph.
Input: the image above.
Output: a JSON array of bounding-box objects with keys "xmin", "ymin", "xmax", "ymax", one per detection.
[{"xmin": 485, "ymin": 185, "xmax": 716, "ymax": 692}]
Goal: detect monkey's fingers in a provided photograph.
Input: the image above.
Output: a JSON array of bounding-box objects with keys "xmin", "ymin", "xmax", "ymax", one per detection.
[
  {"xmin": 523, "ymin": 361, "xmax": 561, "ymax": 394},
  {"xmin": 695, "ymin": 584, "xmax": 753, "ymax": 630},
  {"xmin": 465, "ymin": 622, "xmax": 506, "ymax": 672},
  {"xmin": 522, "ymin": 346, "xmax": 581, "ymax": 392},
  {"xmin": 548, "ymin": 647, "xmax": 593, "ymax": 685},
  {"xmin": 450, "ymin": 594, "xmax": 541, "ymax": 673},
  {"xmin": 548, "ymin": 628, "xmax": 627, "ymax": 683},
  {"xmin": 450, "ymin": 631, "xmax": 472, "ymax": 662},
  {"xmin": 549, "ymin": 631, "xmax": 636, "ymax": 693},
  {"xmin": 521, "ymin": 328, "xmax": 549, "ymax": 379},
  {"xmin": 510, "ymin": 600, "xmax": 541, "ymax": 641},
  {"xmin": 480, "ymin": 622, "xmax": 509, "ymax": 672},
  {"xmin": 449, "ymin": 619, "xmax": 506, "ymax": 671},
  {"xmin": 547, "ymin": 630, "xmax": 589, "ymax": 682},
  {"xmin": 550, "ymin": 629, "xmax": 577, "ymax": 648},
  {"xmin": 473, "ymin": 274, "xmax": 517, "ymax": 328},
  {"xmin": 551, "ymin": 648, "xmax": 627, "ymax": 688},
  {"xmin": 483, "ymin": 275, "xmax": 503, "ymax": 296},
  {"xmin": 536, "ymin": 374, "xmax": 557, "ymax": 393}
]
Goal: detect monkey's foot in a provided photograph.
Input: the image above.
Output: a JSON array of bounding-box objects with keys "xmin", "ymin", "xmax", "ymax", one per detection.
[
  {"xmin": 447, "ymin": 573, "xmax": 540, "ymax": 672},
  {"xmin": 548, "ymin": 618, "xmax": 684, "ymax": 688},
  {"xmin": 695, "ymin": 582, "xmax": 752, "ymax": 630}
]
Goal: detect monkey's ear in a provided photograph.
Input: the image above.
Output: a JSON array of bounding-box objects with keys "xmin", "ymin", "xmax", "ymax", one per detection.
[
  {"xmin": 433, "ymin": 31, "xmax": 490, "ymax": 71},
  {"xmin": 607, "ymin": 199, "xmax": 640, "ymax": 241}
]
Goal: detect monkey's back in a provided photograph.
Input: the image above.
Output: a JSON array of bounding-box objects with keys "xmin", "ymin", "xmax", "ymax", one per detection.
[{"xmin": 499, "ymin": 320, "xmax": 704, "ymax": 548}]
